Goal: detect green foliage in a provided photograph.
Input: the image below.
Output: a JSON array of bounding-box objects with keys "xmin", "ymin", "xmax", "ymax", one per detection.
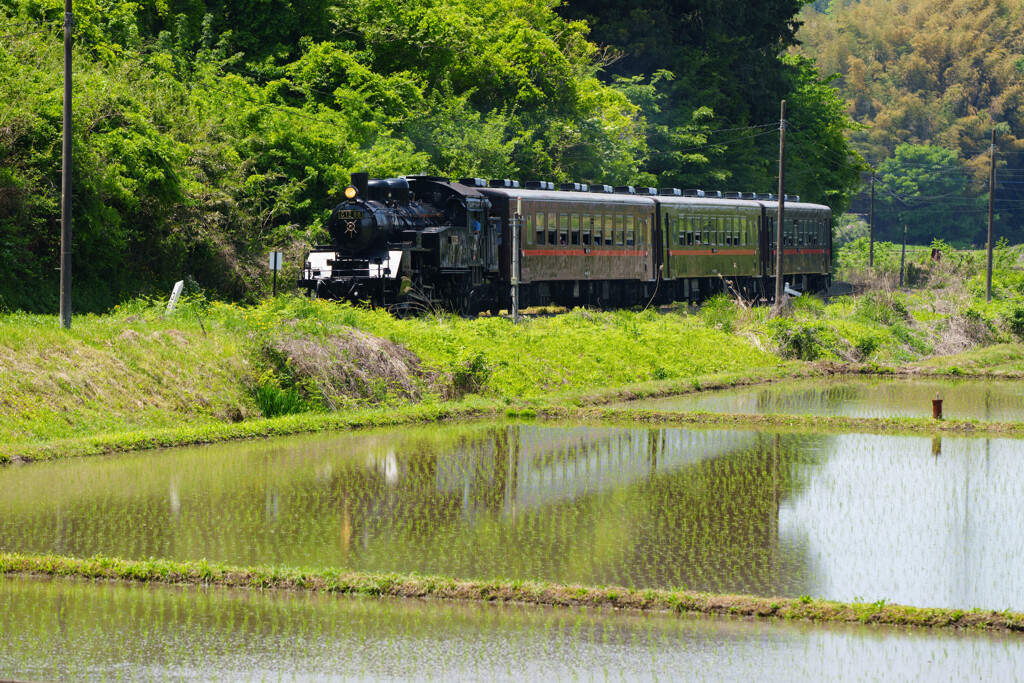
[
  {"xmin": 254, "ymin": 376, "xmax": 307, "ymax": 418},
  {"xmin": 854, "ymin": 291, "xmax": 909, "ymax": 327},
  {"xmin": 1004, "ymin": 303, "xmax": 1024, "ymax": 339},
  {"xmin": 799, "ymin": 0, "xmax": 1024, "ymax": 243},
  {"xmin": 558, "ymin": 0, "xmax": 864, "ymax": 210},
  {"xmin": 834, "ymin": 237, "xmax": 903, "ymax": 279},
  {"xmin": 875, "ymin": 144, "xmax": 985, "ymax": 246},
  {"xmin": 699, "ymin": 294, "xmax": 738, "ymax": 333},
  {"xmin": 765, "ymin": 318, "xmax": 837, "ymax": 361},
  {"xmin": 0, "ymin": 2, "xmax": 648, "ymax": 313}
]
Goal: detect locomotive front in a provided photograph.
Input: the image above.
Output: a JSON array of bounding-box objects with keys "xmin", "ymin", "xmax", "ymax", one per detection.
[{"xmin": 299, "ymin": 174, "xmax": 445, "ymax": 303}]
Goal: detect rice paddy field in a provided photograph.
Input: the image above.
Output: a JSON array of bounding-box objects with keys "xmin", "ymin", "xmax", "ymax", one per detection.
[
  {"xmin": 4, "ymin": 420, "xmax": 1024, "ymax": 611},
  {"xmin": 4, "ymin": 277, "xmax": 1024, "ymax": 678},
  {"xmin": 3, "ymin": 575, "xmax": 1023, "ymax": 681},
  {"xmin": 612, "ymin": 376, "xmax": 1024, "ymax": 421}
]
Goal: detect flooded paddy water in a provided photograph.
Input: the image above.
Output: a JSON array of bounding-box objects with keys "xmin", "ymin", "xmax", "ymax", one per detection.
[
  {"xmin": 2, "ymin": 575, "xmax": 1023, "ymax": 681},
  {"xmin": 2, "ymin": 422, "xmax": 1023, "ymax": 611},
  {"xmin": 611, "ymin": 376, "xmax": 1024, "ymax": 421}
]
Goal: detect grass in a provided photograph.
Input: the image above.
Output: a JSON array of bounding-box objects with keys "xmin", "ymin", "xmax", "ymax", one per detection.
[
  {"xmin": 0, "ymin": 295, "xmax": 777, "ymax": 454},
  {"xmin": 5, "ymin": 399, "xmax": 1024, "ymax": 464},
  {"xmin": 2, "ymin": 237, "xmax": 1024, "ymax": 459},
  {"xmin": 3, "ymin": 552, "xmax": 1022, "ymax": 634}
]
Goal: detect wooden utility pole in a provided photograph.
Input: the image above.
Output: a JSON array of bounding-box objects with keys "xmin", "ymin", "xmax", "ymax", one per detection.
[
  {"xmin": 869, "ymin": 172, "xmax": 875, "ymax": 269},
  {"xmin": 900, "ymin": 224, "xmax": 907, "ymax": 287},
  {"xmin": 59, "ymin": 0, "xmax": 74, "ymax": 329},
  {"xmin": 986, "ymin": 128, "xmax": 996, "ymax": 302},
  {"xmin": 774, "ymin": 100, "xmax": 786, "ymax": 304}
]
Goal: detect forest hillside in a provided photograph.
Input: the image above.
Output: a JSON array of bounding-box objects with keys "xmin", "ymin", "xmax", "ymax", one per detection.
[
  {"xmin": 0, "ymin": 0, "xmax": 860, "ymax": 313},
  {"xmin": 798, "ymin": 0, "xmax": 1024, "ymax": 245}
]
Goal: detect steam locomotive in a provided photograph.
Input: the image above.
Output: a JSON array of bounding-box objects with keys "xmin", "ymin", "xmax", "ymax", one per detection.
[{"xmin": 298, "ymin": 172, "xmax": 832, "ymax": 312}]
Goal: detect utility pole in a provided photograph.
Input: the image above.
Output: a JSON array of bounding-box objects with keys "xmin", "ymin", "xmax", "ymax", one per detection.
[
  {"xmin": 59, "ymin": 0, "xmax": 74, "ymax": 329},
  {"xmin": 774, "ymin": 100, "xmax": 786, "ymax": 304},
  {"xmin": 986, "ymin": 128, "xmax": 996, "ymax": 302},
  {"xmin": 900, "ymin": 224, "xmax": 907, "ymax": 287},
  {"xmin": 869, "ymin": 172, "xmax": 875, "ymax": 269}
]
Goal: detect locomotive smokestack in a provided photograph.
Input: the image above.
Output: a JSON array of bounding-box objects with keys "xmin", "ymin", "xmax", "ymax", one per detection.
[{"xmin": 351, "ymin": 172, "xmax": 369, "ymax": 197}]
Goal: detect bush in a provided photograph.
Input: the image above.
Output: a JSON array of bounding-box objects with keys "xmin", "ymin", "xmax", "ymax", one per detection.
[
  {"xmin": 699, "ymin": 294, "xmax": 739, "ymax": 333},
  {"xmin": 1005, "ymin": 303, "xmax": 1024, "ymax": 339}
]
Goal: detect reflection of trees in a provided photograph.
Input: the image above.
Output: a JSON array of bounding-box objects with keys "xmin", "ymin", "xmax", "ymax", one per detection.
[{"xmin": 0, "ymin": 424, "xmax": 819, "ymax": 595}]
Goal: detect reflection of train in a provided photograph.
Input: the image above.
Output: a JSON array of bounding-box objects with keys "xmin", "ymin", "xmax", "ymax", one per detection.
[{"xmin": 299, "ymin": 173, "xmax": 832, "ymax": 311}]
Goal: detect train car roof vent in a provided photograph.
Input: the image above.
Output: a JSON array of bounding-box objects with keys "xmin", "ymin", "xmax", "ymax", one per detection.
[
  {"xmin": 459, "ymin": 177, "xmax": 487, "ymax": 188},
  {"xmin": 785, "ymin": 194, "xmax": 800, "ymax": 202},
  {"xmin": 704, "ymin": 191, "xmax": 723, "ymax": 199},
  {"xmin": 525, "ymin": 180, "xmax": 544, "ymax": 190},
  {"xmin": 683, "ymin": 189, "xmax": 705, "ymax": 197},
  {"xmin": 589, "ymin": 184, "xmax": 613, "ymax": 193},
  {"xmin": 635, "ymin": 186, "xmax": 657, "ymax": 196},
  {"xmin": 724, "ymin": 191, "xmax": 742, "ymax": 199},
  {"xmin": 559, "ymin": 182, "xmax": 585, "ymax": 192},
  {"xmin": 740, "ymin": 192, "xmax": 757, "ymax": 200},
  {"xmin": 659, "ymin": 187, "xmax": 682, "ymax": 196},
  {"xmin": 488, "ymin": 178, "xmax": 515, "ymax": 188},
  {"xmin": 755, "ymin": 193, "xmax": 773, "ymax": 200},
  {"xmin": 614, "ymin": 186, "xmax": 636, "ymax": 194}
]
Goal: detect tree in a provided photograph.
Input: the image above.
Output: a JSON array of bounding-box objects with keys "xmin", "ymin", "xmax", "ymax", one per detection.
[
  {"xmin": 875, "ymin": 144, "xmax": 987, "ymax": 246},
  {"xmin": 559, "ymin": 0, "xmax": 864, "ymax": 210}
]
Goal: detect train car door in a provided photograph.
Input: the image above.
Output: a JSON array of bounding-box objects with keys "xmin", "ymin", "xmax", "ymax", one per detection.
[
  {"xmin": 660, "ymin": 210, "xmax": 671, "ymax": 280},
  {"xmin": 646, "ymin": 212, "xmax": 656, "ymax": 281},
  {"xmin": 759, "ymin": 208, "xmax": 772, "ymax": 278},
  {"xmin": 466, "ymin": 195, "xmax": 494, "ymax": 271}
]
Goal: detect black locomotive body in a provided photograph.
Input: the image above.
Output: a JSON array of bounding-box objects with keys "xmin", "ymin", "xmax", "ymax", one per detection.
[{"xmin": 299, "ymin": 174, "xmax": 832, "ymax": 311}]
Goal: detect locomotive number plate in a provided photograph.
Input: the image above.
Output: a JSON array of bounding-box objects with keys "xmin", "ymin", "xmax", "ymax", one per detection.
[{"xmin": 336, "ymin": 210, "xmax": 362, "ymax": 219}]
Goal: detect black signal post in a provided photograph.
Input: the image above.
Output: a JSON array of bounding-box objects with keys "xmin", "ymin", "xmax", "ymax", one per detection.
[{"xmin": 775, "ymin": 100, "xmax": 786, "ymax": 304}]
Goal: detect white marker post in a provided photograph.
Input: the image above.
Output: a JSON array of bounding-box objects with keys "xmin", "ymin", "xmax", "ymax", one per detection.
[
  {"xmin": 167, "ymin": 280, "xmax": 185, "ymax": 313},
  {"xmin": 269, "ymin": 251, "xmax": 283, "ymax": 296}
]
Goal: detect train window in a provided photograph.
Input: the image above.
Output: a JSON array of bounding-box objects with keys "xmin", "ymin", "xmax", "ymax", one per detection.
[
  {"xmin": 547, "ymin": 212, "xmax": 557, "ymax": 245},
  {"xmin": 557, "ymin": 213, "xmax": 568, "ymax": 245},
  {"xmin": 605, "ymin": 214, "xmax": 613, "ymax": 245},
  {"xmin": 741, "ymin": 217, "xmax": 747, "ymax": 246},
  {"xmin": 535, "ymin": 213, "xmax": 545, "ymax": 245},
  {"xmin": 571, "ymin": 213, "xmax": 581, "ymax": 246},
  {"xmin": 792, "ymin": 219, "xmax": 799, "ymax": 246},
  {"xmin": 694, "ymin": 231, "xmax": 702, "ymax": 245},
  {"xmin": 614, "ymin": 214, "xmax": 624, "ymax": 245},
  {"xmin": 582, "ymin": 215, "xmax": 592, "ymax": 246},
  {"xmin": 592, "ymin": 215, "xmax": 602, "ymax": 246},
  {"xmin": 526, "ymin": 215, "xmax": 533, "ymax": 245},
  {"xmin": 626, "ymin": 215, "xmax": 635, "ymax": 246},
  {"xmin": 707, "ymin": 219, "xmax": 716, "ymax": 246}
]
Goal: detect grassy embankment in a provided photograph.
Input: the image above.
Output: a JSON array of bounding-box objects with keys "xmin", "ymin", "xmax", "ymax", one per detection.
[
  {"xmin": 0, "ymin": 295, "xmax": 777, "ymax": 461},
  {"xmin": 4, "ymin": 260, "xmax": 1024, "ymax": 463},
  {"xmin": 3, "ymin": 552, "xmax": 1021, "ymax": 633}
]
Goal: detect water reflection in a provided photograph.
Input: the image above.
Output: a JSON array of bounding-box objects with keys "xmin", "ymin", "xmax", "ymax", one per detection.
[
  {"xmin": 4, "ymin": 577, "xmax": 1022, "ymax": 682},
  {"xmin": 614, "ymin": 377, "xmax": 1024, "ymax": 421},
  {"xmin": 1, "ymin": 424, "xmax": 1023, "ymax": 610}
]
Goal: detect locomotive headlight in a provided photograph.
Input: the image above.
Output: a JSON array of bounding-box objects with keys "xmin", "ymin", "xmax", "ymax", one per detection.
[{"xmin": 344, "ymin": 185, "xmax": 358, "ymax": 200}]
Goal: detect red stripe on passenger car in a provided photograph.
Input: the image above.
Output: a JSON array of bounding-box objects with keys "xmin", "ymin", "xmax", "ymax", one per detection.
[
  {"xmin": 669, "ymin": 249, "xmax": 757, "ymax": 256},
  {"xmin": 522, "ymin": 249, "xmax": 647, "ymax": 256}
]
